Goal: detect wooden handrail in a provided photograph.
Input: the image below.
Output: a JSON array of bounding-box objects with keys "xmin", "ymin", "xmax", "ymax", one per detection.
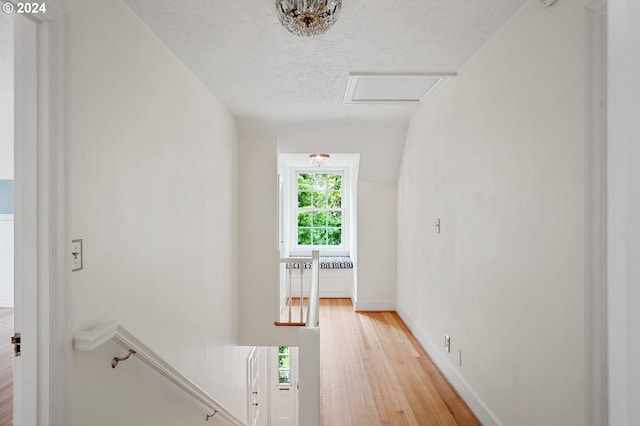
[{"xmin": 73, "ymin": 322, "xmax": 244, "ymax": 425}]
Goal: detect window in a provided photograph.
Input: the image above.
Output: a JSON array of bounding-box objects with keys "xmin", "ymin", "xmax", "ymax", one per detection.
[
  {"xmin": 295, "ymin": 171, "xmax": 344, "ymax": 248},
  {"xmin": 278, "ymin": 346, "xmax": 291, "ymax": 386}
]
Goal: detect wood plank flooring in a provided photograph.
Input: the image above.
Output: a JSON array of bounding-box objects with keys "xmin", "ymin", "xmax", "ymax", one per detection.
[
  {"xmin": 0, "ymin": 308, "xmax": 12, "ymax": 425},
  {"xmin": 319, "ymin": 299, "xmax": 479, "ymax": 426}
]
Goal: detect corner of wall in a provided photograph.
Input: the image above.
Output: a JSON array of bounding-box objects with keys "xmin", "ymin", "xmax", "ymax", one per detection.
[{"xmin": 395, "ymin": 303, "xmax": 501, "ymax": 426}]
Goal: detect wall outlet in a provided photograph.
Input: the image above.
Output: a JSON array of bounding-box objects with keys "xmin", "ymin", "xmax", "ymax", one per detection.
[
  {"xmin": 444, "ymin": 334, "xmax": 451, "ymax": 353},
  {"xmin": 435, "ymin": 218, "xmax": 441, "ymax": 233}
]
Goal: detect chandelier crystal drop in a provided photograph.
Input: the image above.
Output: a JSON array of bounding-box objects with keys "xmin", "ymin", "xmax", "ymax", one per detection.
[{"xmin": 276, "ymin": 0, "xmax": 342, "ymax": 37}]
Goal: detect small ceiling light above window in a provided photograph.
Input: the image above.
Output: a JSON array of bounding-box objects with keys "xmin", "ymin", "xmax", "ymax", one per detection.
[
  {"xmin": 276, "ymin": 0, "xmax": 342, "ymax": 37},
  {"xmin": 309, "ymin": 153, "xmax": 330, "ymax": 167}
]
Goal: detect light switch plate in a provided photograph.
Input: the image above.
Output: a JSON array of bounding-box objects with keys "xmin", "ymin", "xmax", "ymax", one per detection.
[{"xmin": 71, "ymin": 239, "xmax": 83, "ymax": 271}]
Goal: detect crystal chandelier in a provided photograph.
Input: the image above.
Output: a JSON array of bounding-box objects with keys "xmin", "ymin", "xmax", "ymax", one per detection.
[
  {"xmin": 309, "ymin": 153, "xmax": 330, "ymax": 167},
  {"xmin": 276, "ymin": 0, "xmax": 342, "ymax": 37}
]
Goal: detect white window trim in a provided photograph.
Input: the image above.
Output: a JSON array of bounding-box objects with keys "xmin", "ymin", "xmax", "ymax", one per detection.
[{"xmin": 289, "ymin": 167, "xmax": 350, "ymax": 256}]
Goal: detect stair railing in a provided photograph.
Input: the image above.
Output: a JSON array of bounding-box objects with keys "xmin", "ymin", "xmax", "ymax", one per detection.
[
  {"xmin": 73, "ymin": 321, "xmax": 244, "ymax": 425},
  {"xmin": 275, "ymin": 250, "xmax": 319, "ymax": 326}
]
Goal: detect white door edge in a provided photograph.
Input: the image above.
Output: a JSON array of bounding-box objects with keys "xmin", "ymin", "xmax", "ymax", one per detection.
[{"xmin": 13, "ymin": 1, "xmax": 71, "ymax": 424}]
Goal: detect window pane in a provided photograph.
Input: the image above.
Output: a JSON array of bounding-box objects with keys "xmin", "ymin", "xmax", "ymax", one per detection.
[
  {"xmin": 279, "ymin": 370, "xmax": 290, "ymax": 384},
  {"xmin": 312, "ymin": 191, "xmax": 327, "ymax": 208},
  {"xmin": 329, "ymin": 174, "xmax": 342, "ymax": 190},
  {"xmin": 312, "ymin": 211, "xmax": 326, "ymax": 227},
  {"xmin": 298, "ymin": 212, "xmax": 312, "ymax": 227},
  {"xmin": 278, "ymin": 346, "xmax": 290, "ymax": 354},
  {"xmin": 298, "ymin": 191, "xmax": 312, "ymax": 208},
  {"xmin": 279, "ymin": 355, "xmax": 290, "ymax": 368},
  {"xmin": 327, "ymin": 211, "xmax": 341, "ymax": 227},
  {"xmin": 298, "ymin": 228, "xmax": 311, "ymax": 245},
  {"xmin": 312, "ymin": 228, "xmax": 327, "ymax": 245},
  {"xmin": 312, "ymin": 174, "xmax": 327, "ymax": 190},
  {"xmin": 328, "ymin": 228, "xmax": 342, "ymax": 245},
  {"xmin": 328, "ymin": 191, "xmax": 342, "ymax": 208},
  {"xmin": 298, "ymin": 174, "xmax": 312, "ymax": 191}
]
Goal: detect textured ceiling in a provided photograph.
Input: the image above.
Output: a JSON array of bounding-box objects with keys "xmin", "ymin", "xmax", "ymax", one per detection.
[{"xmin": 124, "ymin": 0, "xmax": 528, "ymax": 124}]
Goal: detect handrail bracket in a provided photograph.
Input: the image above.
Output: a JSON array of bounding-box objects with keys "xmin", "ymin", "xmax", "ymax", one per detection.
[{"xmin": 112, "ymin": 349, "xmax": 137, "ymax": 368}]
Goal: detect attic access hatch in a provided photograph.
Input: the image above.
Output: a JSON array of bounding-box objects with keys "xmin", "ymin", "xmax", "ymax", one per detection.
[{"xmin": 343, "ymin": 72, "xmax": 455, "ymax": 105}]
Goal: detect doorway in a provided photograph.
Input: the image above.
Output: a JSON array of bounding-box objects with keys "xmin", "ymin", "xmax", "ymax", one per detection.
[
  {"xmin": 3, "ymin": 10, "xmax": 40, "ymax": 424},
  {"xmin": 1, "ymin": 4, "xmax": 71, "ymax": 423},
  {"xmin": 269, "ymin": 346, "xmax": 299, "ymax": 426},
  {"xmin": 0, "ymin": 11, "xmax": 18, "ymax": 424}
]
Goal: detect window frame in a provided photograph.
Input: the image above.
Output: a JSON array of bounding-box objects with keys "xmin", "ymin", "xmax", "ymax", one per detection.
[{"xmin": 290, "ymin": 167, "xmax": 349, "ymax": 256}]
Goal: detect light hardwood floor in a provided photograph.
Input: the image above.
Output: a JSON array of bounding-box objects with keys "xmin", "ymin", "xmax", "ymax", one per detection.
[
  {"xmin": 0, "ymin": 308, "xmax": 12, "ymax": 426},
  {"xmin": 319, "ymin": 299, "xmax": 479, "ymax": 426}
]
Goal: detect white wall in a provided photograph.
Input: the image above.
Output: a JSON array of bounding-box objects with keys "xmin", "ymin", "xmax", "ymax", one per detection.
[
  {"xmin": 65, "ymin": 0, "xmax": 250, "ymax": 423},
  {"xmin": 273, "ymin": 119, "xmax": 406, "ymax": 183},
  {"xmin": 238, "ymin": 130, "xmax": 300, "ymax": 346},
  {"xmin": 608, "ymin": 1, "xmax": 640, "ymax": 424},
  {"xmin": 355, "ymin": 180, "xmax": 396, "ymax": 310},
  {"xmin": 74, "ymin": 341, "xmax": 238, "ymax": 426},
  {"xmin": 396, "ymin": 1, "xmax": 585, "ymax": 425},
  {"xmin": 0, "ymin": 14, "xmax": 14, "ymax": 308}
]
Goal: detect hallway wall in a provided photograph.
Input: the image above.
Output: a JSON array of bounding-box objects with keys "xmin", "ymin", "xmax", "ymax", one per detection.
[
  {"xmin": 65, "ymin": 0, "xmax": 250, "ymax": 423},
  {"xmin": 356, "ymin": 180, "xmax": 396, "ymax": 310},
  {"xmin": 237, "ymin": 130, "xmax": 300, "ymax": 346},
  {"xmin": 608, "ymin": 0, "xmax": 640, "ymax": 423},
  {"xmin": 396, "ymin": 0, "xmax": 585, "ymax": 424}
]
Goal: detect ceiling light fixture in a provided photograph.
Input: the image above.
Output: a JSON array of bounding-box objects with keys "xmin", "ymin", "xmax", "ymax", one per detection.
[
  {"xmin": 276, "ymin": 0, "xmax": 342, "ymax": 37},
  {"xmin": 309, "ymin": 153, "xmax": 330, "ymax": 167}
]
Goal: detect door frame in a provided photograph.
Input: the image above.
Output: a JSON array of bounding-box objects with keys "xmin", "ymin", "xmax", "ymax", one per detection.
[
  {"xmin": 11, "ymin": 1, "xmax": 71, "ymax": 424},
  {"xmin": 584, "ymin": 1, "xmax": 607, "ymax": 425},
  {"xmin": 269, "ymin": 346, "xmax": 299, "ymax": 426}
]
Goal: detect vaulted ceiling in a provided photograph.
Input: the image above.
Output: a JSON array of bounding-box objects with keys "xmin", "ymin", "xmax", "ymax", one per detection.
[{"xmin": 124, "ymin": 0, "xmax": 528, "ymax": 125}]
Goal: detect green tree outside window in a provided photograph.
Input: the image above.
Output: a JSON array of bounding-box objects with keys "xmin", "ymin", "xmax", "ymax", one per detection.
[{"xmin": 297, "ymin": 172, "xmax": 343, "ymax": 246}]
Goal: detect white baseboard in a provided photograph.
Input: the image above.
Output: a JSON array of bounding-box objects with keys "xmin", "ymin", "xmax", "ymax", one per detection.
[
  {"xmin": 354, "ymin": 300, "xmax": 396, "ymax": 312},
  {"xmin": 0, "ymin": 303, "xmax": 14, "ymax": 308},
  {"xmin": 395, "ymin": 303, "xmax": 501, "ymax": 426}
]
